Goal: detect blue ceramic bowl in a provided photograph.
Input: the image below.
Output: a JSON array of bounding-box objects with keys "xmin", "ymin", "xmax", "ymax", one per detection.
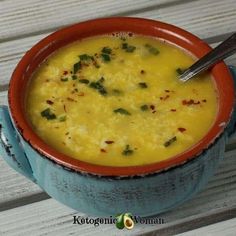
[{"xmin": 0, "ymin": 18, "xmax": 236, "ymax": 216}]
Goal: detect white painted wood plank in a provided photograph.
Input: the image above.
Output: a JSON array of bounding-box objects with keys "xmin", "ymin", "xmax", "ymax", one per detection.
[
  {"xmin": 1, "ymin": 0, "xmax": 235, "ymax": 43},
  {"xmin": 0, "ymin": 91, "xmax": 7, "ymax": 105},
  {"xmin": 0, "ymin": 149, "xmax": 236, "ymax": 235},
  {"xmin": 0, "ymin": 33, "xmax": 49, "ymax": 87},
  {"xmin": 0, "ymin": 0, "xmax": 173, "ymax": 41},
  {"xmin": 132, "ymin": 0, "xmax": 236, "ymax": 42},
  {"xmin": 0, "ymin": 156, "xmax": 48, "ymax": 211},
  {"xmin": 177, "ymin": 217, "xmax": 236, "ymax": 236}
]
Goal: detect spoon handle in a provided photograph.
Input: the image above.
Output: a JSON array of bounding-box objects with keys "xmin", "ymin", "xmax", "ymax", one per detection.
[{"xmin": 179, "ymin": 33, "xmax": 236, "ymax": 82}]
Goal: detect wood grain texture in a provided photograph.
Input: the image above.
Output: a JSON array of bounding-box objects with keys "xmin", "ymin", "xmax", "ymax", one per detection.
[
  {"xmin": 176, "ymin": 217, "xmax": 236, "ymax": 236},
  {"xmin": 1, "ymin": 0, "xmax": 235, "ymax": 42},
  {"xmin": 0, "ymin": 149, "xmax": 236, "ymax": 235},
  {"xmin": 0, "ymin": 157, "xmax": 48, "ymax": 211},
  {"xmin": 0, "ymin": 0, "xmax": 236, "ymax": 234},
  {"xmin": 0, "ymin": 0, "xmax": 174, "ymax": 41}
]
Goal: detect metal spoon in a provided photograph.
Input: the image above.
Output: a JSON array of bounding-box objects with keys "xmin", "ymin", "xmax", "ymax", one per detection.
[{"xmin": 179, "ymin": 32, "xmax": 236, "ymax": 82}]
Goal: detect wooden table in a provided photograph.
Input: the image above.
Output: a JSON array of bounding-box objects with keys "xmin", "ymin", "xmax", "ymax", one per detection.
[{"xmin": 1, "ymin": 0, "xmax": 236, "ymax": 235}]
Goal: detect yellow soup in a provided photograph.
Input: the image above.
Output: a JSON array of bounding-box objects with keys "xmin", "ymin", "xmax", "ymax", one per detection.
[{"xmin": 26, "ymin": 35, "xmax": 218, "ymax": 166}]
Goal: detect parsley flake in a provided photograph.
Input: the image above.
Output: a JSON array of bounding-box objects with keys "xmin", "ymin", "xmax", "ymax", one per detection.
[
  {"xmin": 164, "ymin": 136, "xmax": 177, "ymax": 147},
  {"xmin": 60, "ymin": 77, "xmax": 68, "ymax": 82},
  {"xmin": 113, "ymin": 108, "xmax": 131, "ymax": 115},
  {"xmin": 89, "ymin": 79, "xmax": 107, "ymax": 96},
  {"xmin": 145, "ymin": 44, "xmax": 160, "ymax": 55},
  {"xmin": 122, "ymin": 145, "xmax": 134, "ymax": 156},
  {"xmin": 79, "ymin": 79, "xmax": 90, "ymax": 84},
  {"xmin": 122, "ymin": 43, "xmax": 136, "ymax": 52},
  {"xmin": 79, "ymin": 54, "xmax": 93, "ymax": 61},
  {"xmin": 101, "ymin": 53, "xmax": 111, "ymax": 62},
  {"xmin": 102, "ymin": 47, "xmax": 112, "ymax": 54},
  {"xmin": 41, "ymin": 108, "xmax": 56, "ymax": 120},
  {"xmin": 138, "ymin": 82, "xmax": 148, "ymax": 88},
  {"xmin": 140, "ymin": 104, "xmax": 149, "ymax": 111},
  {"xmin": 73, "ymin": 61, "xmax": 81, "ymax": 74}
]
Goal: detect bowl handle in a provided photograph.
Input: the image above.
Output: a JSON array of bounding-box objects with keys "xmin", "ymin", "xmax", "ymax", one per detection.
[
  {"xmin": 226, "ymin": 65, "xmax": 236, "ymax": 137},
  {"xmin": 0, "ymin": 105, "xmax": 36, "ymax": 183}
]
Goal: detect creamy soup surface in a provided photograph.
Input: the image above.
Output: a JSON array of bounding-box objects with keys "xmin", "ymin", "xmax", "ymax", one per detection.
[{"xmin": 26, "ymin": 34, "xmax": 218, "ymax": 166}]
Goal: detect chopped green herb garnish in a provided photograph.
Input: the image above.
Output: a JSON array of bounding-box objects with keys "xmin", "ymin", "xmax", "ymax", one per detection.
[
  {"xmin": 101, "ymin": 53, "xmax": 111, "ymax": 62},
  {"xmin": 79, "ymin": 79, "xmax": 90, "ymax": 84},
  {"xmin": 60, "ymin": 77, "xmax": 68, "ymax": 82},
  {"xmin": 113, "ymin": 108, "xmax": 131, "ymax": 115},
  {"xmin": 102, "ymin": 47, "xmax": 112, "ymax": 54},
  {"xmin": 122, "ymin": 145, "xmax": 134, "ymax": 156},
  {"xmin": 89, "ymin": 80, "xmax": 107, "ymax": 96},
  {"xmin": 98, "ymin": 77, "xmax": 105, "ymax": 83},
  {"xmin": 164, "ymin": 136, "xmax": 177, "ymax": 147},
  {"xmin": 148, "ymin": 47, "xmax": 159, "ymax": 55},
  {"xmin": 79, "ymin": 54, "xmax": 93, "ymax": 61},
  {"xmin": 122, "ymin": 43, "xmax": 128, "ymax": 49},
  {"xmin": 58, "ymin": 115, "xmax": 66, "ymax": 122},
  {"xmin": 176, "ymin": 68, "xmax": 186, "ymax": 75},
  {"xmin": 140, "ymin": 104, "xmax": 149, "ymax": 111},
  {"xmin": 145, "ymin": 44, "xmax": 159, "ymax": 55},
  {"xmin": 73, "ymin": 61, "xmax": 81, "ymax": 74},
  {"xmin": 72, "ymin": 75, "xmax": 77, "ymax": 80},
  {"xmin": 122, "ymin": 43, "xmax": 136, "ymax": 53},
  {"xmin": 120, "ymin": 37, "xmax": 126, "ymax": 41},
  {"xmin": 112, "ymin": 89, "xmax": 122, "ymax": 95},
  {"xmin": 126, "ymin": 45, "xmax": 136, "ymax": 52},
  {"xmin": 41, "ymin": 108, "xmax": 56, "ymax": 120},
  {"xmin": 138, "ymin": 82, "xmax": 148, "ymax": 88}
]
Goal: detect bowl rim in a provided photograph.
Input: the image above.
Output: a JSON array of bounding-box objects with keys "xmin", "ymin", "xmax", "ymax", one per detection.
[{"xmin": 8, "ymin": 17, "xmax": 234, "ymax": 176}]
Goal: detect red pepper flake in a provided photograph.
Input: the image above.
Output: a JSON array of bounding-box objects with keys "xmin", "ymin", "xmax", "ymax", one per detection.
[
  {"xmin": 46, "ymin": 100, "xmax": 54, "ymax": 105},
  {"xmin": 140, "ymin": 70, "xmax": 145, "ymax": 74},
  {"xmin": 105, "ymin": 140, "xmax": 114, "ymax": 144},
  {"xmin": 178, "ymin": 127, "xmax": 186, "ymax": 132},
  {"xmin": 78, "ymin": 92, "xmax": 85, "ymax": 96},
  {"xmin": 63, "ymin": 71, "xmax": 68, "ymax": 75},
  {"xmin": 150, "ymin": 105, "xmax": 155, "ymax": 110},
  {"xmin": 202, "ymin": 99, "xmax": 207, "ymax": 103},
  {"xmin": 182, "ymin": 99, "xmax": 200, "ymax": 105},
  {"xmin": 100, "ymin": 148, "xmax": 107, "ymax": 153},
  {"xmin": 170, "ymin": 109, "xmax": 176, "ymax": 112}
]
